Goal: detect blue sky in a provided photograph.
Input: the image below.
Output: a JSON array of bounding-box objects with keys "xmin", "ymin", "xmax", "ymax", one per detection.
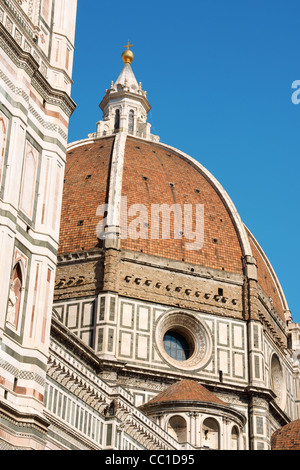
[{"xmin": 68, "ymin": 0, "xmax": 300, "ymax": 324}]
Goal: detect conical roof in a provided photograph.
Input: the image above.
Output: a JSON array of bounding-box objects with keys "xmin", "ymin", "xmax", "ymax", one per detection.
[
  {"xmin": 115, "ymin": 63, "xmax": 139, "ymax": 91},
  {"xmin": 143, "ymin": 380, "xmax": 226, "ymax": 407}
]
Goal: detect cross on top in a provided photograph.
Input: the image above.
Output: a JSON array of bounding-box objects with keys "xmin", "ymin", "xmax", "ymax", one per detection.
[{"xmin": 124, "ymin": 41, "xmax": 133, "ymax": 50}]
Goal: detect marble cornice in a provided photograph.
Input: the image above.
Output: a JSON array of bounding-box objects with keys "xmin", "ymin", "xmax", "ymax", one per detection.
[{"xmin": 0, "ymin": 22, "xmax": 76, "ymax": 117}]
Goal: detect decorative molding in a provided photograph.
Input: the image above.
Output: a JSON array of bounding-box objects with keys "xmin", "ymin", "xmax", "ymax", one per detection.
[
  {"xmin": 47, "ymin": 321, "xmax": 187, "ymax": 450},
  {"xmin": 155, "ymin": 310, "xmax": 213, "ymax": 371},
  {"xmin": 0, "ymin": 22, "xmax": 76, "ymax": 117}
]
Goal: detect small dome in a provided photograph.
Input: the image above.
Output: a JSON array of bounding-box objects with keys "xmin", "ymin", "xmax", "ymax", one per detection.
[
  {"xmin": 140, "ymin": 379, "xmax": 226, "ymax": 407},
  {"xmin": 271, "ymin": 420, "xmax": 300, "ymax": 450}
]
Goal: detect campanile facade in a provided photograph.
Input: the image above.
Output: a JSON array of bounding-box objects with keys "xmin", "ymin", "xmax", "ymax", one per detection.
[{"xmin": 0, "ymin": 0, "xmax": 77, "ymax": 449}]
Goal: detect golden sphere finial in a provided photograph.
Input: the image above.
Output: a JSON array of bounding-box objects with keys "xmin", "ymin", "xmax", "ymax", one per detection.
[{"xmin": 122, "ymin": 41, "xmax": 134, "ymax": 64}]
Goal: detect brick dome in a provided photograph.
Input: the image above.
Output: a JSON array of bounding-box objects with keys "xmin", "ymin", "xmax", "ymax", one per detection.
[
  {"xmin": 271, "ymin": 420, "xmax": 300, "ymax": 450},
  {"xmin": 58, "ymin": 133, "xmax": 288, "ymax": 321},
  {"xmin": 139, "ymin": 379, "xmax": 247, "ymax": 433},
  {"xmin": 59, "ymin": 135, "xmax": 246, "ymax": 271}
]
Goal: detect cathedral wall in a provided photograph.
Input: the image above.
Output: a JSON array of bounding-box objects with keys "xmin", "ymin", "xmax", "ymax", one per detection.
[
  {"xmin": 53, "ymin": 292, "xmax": 249, "ymax": 391},
  {"xmin": 54, "ymin": 254, "xmax": 105, "ymax": 301},
  {"xmin": 44, "ymin": 376, "xmax": 109, "ymax": 449},
  {"xmin": 52, "ymin": 286, "xmax": 299, "ymax": 450},
  {"xmin": 116, "ymin": 298, "xmax": 248, "ymax": 386},
  {"xmin": 118, "ymin": 254, "xmax": 244, "ymax": 319},
  {"xmin": 44, "ymin": 323, "xmax": 187, "ymax": 451},
  {"xmin": 53, "ymin": 295, "xmax": 97, "ymax": 347},
  {"xmin": 263, "ymin": 333, "xmax": 298, "ymax": 421}
]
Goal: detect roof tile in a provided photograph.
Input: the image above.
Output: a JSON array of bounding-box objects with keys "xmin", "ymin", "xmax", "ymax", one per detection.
[{"xmin": 143, "ymin": 380, "xmax": 226, "ymax": 406}]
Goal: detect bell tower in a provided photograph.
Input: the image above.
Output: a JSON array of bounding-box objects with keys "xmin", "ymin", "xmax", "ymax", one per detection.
[{"xmin": 0, "ymin": 0, "xmax": 77, "ymax": 449}]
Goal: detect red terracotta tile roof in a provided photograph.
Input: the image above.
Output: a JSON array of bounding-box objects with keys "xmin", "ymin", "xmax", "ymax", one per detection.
[
  {"xmin": 271, "ymin": 420, "xmax": 300, "ymax": 450},
  {"xmin": 58, "ymin": 137, "xmax": 114, "ymax": 254},
  {"xmin": 121, "ymin": 137, "xmax": 243, "ymax": 273},
  {"xmin": 144, "ymin": 380, "xmax": 226, "ymax": 406},
  {"xmin": 59, "ymin": 135, "xmax": 244, "ymax": 274}
]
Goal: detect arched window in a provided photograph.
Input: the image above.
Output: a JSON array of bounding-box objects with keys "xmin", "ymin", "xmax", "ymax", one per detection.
[
  {"xmin": 202, "ymin": 418, "xmax": 220, "ymax": 449},
  {"xmin": 7, "ymin": 263, "xmax": 23, "ymax": 329},
  {"xmin": 167, "ymin": 415, "xmax": 187, "ymax": 443},
  {"xmin": 231, "ymin": 426, "xmax": 239, "ymax": 450},
  {"xmin": 128, "ymin": 110, "xmax": 134, "ymax": 134},
  {"xmin": 20, "ymin": 143, "xmax": 38, "ymax": 219},
  {"xmin": 114, "ymin": 109, "xmax": 120, "ymax": 131}
]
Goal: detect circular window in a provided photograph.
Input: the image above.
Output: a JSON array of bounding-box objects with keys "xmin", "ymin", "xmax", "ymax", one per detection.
[
  {"xmin": 163, "ymin": 330, "xmax": 194, "ymax": 361},
  {"xmin": 156, "ymin": 311, "xmax": 212, "ymax": 370}
]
